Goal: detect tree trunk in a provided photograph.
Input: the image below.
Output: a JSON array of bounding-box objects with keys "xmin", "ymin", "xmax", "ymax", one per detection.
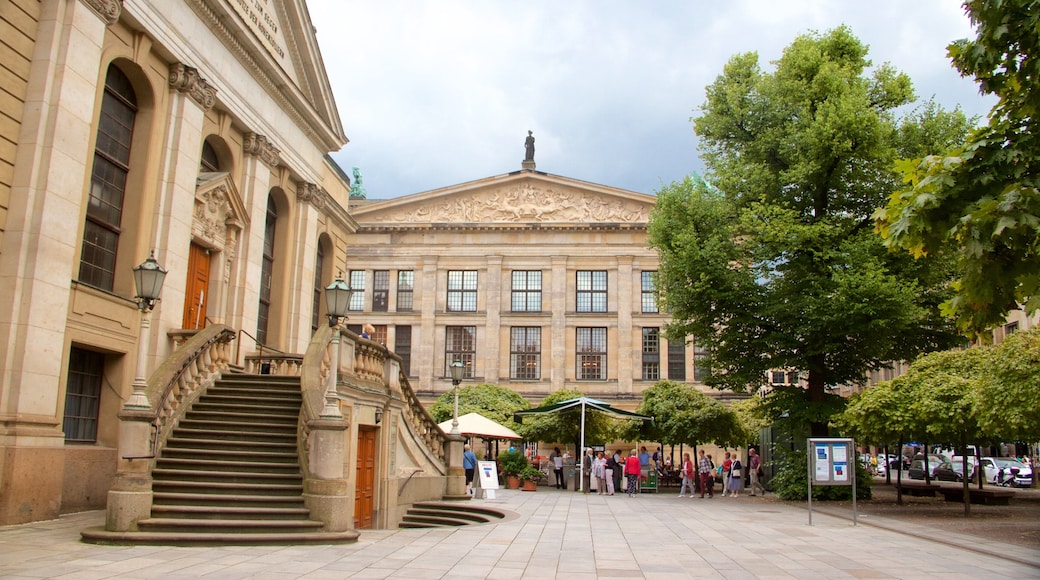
[
  {"xmin": 806, "ymin": 365, "xmax": 829, "ymax": 437},
  {"xmin": 895, "ymin": 439, "xmax": 903, "ymax": 506},
  {"xmin": 960, "ymin": 434, "xmax": 971, "ymax": 516}
]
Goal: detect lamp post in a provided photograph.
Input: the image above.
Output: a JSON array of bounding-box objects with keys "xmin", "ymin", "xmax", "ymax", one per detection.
[
  {"xmin": 124, "ymin": 251, "xmax": 168, "ymax": 410},
  {"xmin": 321, "ymin": 276, "xmax": 352, "ymax": 418},
  {"xmin": 449, "ymin": 360, "xmax": 465, "ymax": 435}
]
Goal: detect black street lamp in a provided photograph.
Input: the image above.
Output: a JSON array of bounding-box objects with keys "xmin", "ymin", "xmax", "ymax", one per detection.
[
  {"xmin": 321, "ymin": 275, "xmax": 353, "ymax": 418},
  {"xmin": 125, "ymin": 251, "xmax": 167, "ymax": 410},
  {"xmin": 449, "ymin": 360, "xmax": 465, "ymax": 435}
]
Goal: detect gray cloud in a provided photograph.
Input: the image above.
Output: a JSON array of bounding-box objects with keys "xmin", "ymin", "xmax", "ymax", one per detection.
[{"xmin": 309, "ymin": 0, "xmax": 993, "ymax": 199}]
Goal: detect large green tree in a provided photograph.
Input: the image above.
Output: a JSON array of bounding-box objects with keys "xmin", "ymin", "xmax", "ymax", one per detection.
[
  {"xmin": 976, "ymin": 328, "xmax": 1040, "ymax": 443},
  {"xmin": 429, "ymin": 383, "xmax": 530, "ymax": 434},
  {"xmin": 624, "ymin": 380, "xmax": 746, "ymax": 448},
  {"xmin": 875, "ymin": 0, "xmax": 1040, "ymax": 336},
  {"xmin": 651, "ymin": 26, "xmax": 969, "ymax": 436},
  {"xmin": 518, "ymin": 389, "xmax": 626, "ymax": 450}
]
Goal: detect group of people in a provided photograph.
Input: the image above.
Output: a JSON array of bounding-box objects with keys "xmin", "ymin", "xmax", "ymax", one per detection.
[{"xmin": 548, "ymin": 446, "xmax": 766, "ymax": 498}]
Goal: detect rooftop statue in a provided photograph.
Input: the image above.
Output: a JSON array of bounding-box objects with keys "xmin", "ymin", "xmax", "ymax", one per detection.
[
  {"xmin": 349, "ymin": 167, "xmax": 367, "ymax": 199},
  {"xmin": 524, "ymin": 130, "xmax": 535, "ymax": 162}
]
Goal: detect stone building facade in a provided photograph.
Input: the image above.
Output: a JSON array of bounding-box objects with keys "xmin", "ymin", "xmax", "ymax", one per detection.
[
  {"xmin": 344, "ymin": 168, "xmax": 711, "ymax": 412},
  {"xmin": 0, "ymin": 0, "xmax": 359, "ymax": 525}
]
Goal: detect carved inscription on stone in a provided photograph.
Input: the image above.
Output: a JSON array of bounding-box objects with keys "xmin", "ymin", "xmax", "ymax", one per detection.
[{"xmin": 375, "ymin": 183, "xmax": 650, "ymax": 224}]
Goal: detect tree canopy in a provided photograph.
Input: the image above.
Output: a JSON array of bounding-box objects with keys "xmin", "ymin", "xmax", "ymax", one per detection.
[
  {"xmin": 429, "ymin": 383, "xmax": 530, "ymax": 434},
  {"xmin": 651, "ymin": 26, "xmax": 969, "ymax": 436},
  {"xmin": 624, "ymin": 381, "xmax": 747, "ymax": 448},
  {"xmin": 874, "ymin": 0, "xmax": 1040, "ymax": 336},
  {"xmin": 517, "ymin": 389, "xmax": 625, "ymax": 448}
]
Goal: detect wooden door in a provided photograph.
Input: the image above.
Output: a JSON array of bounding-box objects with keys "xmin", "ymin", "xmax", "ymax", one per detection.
[
  {"xmin": 182, "ymin": 243, "xmax": 210, "ymax": 329},
  {"xmin": 355, "ymin": 428, "xmax": 377, "ymax": 529}
]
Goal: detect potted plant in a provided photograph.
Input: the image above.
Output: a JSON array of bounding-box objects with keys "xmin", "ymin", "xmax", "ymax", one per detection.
[
  {"xmin": 519, "ymin": 465, "xmax": 544, "ymax": 491},
  {"xmin": 498, "ymin": 449, "xmax": 526, "ymax": 489}
]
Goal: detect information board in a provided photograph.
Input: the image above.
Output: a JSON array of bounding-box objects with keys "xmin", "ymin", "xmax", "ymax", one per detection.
[
  {"xmin": 810, "ymin": 438, "xmax": 853, "ymax": 485},
  {"xmin": 476, "ymin": 460, "xmax": 500, "ymax": 490}
]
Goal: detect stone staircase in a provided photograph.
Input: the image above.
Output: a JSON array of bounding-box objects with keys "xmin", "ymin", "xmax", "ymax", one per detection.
[
  {"xmin": 399, "ymin": 501, "xmax": 507, "ymax": 528},
  {"xmin": 82, "ymin": 374, "xmax": 358, "ymax": 546}
]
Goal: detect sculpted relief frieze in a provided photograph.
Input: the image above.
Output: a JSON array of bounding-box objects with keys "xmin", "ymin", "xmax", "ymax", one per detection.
[
  {"xmin": 374, "ymin": 183, "xmax": 651, "ymax": 224},
  {"xmin": 193, "ymin": 186, "xmax": 233, "ymax": 248}
]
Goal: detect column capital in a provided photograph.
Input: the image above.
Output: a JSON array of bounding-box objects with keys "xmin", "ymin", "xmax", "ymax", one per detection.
[
  {"xmin": 297, "ymin": 181, "xmax": 327, "ymax": 210},
  {"xmin": 243, "ymin": 132, "xmax": 281, "ymax": 168},
  {"xmin": 169, "ymin": 63, "xmax": 217, "ymax": 110},
  {"xmin": 81, "ymin": 0, "xmax": 121, "ymax": 25}
]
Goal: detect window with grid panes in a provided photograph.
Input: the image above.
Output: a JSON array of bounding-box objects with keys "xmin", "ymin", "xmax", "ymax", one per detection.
[
  {"xmin": 397, "ymin": 270, "xmax": 414, "ymax": 311},
  {"xmin": 373, "ymin": 270, "xmax": 389, "ymax": 311},
  {"xmin": 576, "ymin": 327, "xmax": 606, "ymax": 380},
  {"xmin": 445, "ymin": 326, "xmax": 476, "ymax": 378},
  {"xmin": 511, "ymin": 271, "xmax": 542, "ymax": 312},
  {"xmin": 311, "ymin": 243, "xmax": 324, "ymax": 332},
  {"xmin": 79, "ymin": 66, "xmax": 137, "ymax": 291},
  {"xmin": 348, "ymin": 270, "xmax": 365, "ymax": 311},
  {"xmin": 510, "ymin": 327, "xmax": 541, "ymax": 380},
  {"xmin": 642, "ymin": 327, "xmax": 660, "ymax": 380},
  {"xmin": 447, "ymin": 270, "xmax": 477, "ymax": 312},
  {"xmin": 693, "ymin": 341, "xmax": 709, "ymax": 382},
  {"xmin": 257, "ymin": 197, "xmax": 276, "ymax": 345},
  {"xmin": 667, "ymin": 340, "xmax": 686, "ymax": 380},
  {"xmin": 576, "ymin": 270, "xmax": 607, "ymax": 312},
  {"xmin": 370, "ymin": 324, "xmax": 387, "ymax": 345},
  {"xmin": 395, "ymin": 326, "xmax": 412, "ymax": 375},
  {"xmin": 63, "ymin": 347, "xmax": 104, "ymax": 442},
  {"xmin": 641, "ymin": 271, "xmax": 658, "ymax": 313}
]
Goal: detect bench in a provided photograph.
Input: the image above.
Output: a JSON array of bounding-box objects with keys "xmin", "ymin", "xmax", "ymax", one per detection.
[
  {"xmin": 894, "ymin": 482, "xmax": 942, "ymax": 497},
  {"xmin": 938, "ymin": 487, "xmax": 1015, "ymax": 506}
]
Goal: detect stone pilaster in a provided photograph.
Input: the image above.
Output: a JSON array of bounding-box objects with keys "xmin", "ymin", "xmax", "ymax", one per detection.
[
  {"xmin": 616, "ymin": 256, "xmax": 634, "ymax": 394},
  {"xmin": 484, "ymin": 255, "xmax": 502, "ymax": 382},
  {"xmin": 550, "ymin": 256, "xmax": 568, "ymax": 391}
]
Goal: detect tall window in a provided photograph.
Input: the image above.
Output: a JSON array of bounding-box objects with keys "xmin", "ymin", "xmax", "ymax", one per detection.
[
  {"xmin": 372, "ymin": 270, "xmax": 389, "ymax": 312},
  {"xmin": 641, "ymin": 271, "xmax": 658, "ymax": 313},
  {"xmin": 447, "ymin": 270, "xmax": 477, "ymax": 312},
  {"xmin": 199, "ymin": 139, "xmax": 220, "ymax": 173},
  {"xmin": 576, "ymin": 270, "xmax": 607, "ymax": 313},
  {"xmin": 511, "ymin": 271, "xmax": 542, "ymax": 312},
  {"xmin": 642, "ymin": 327, "xmax": 660, "ymax": 380},
  {"xmin": 397, "ymin": 270, "xmax": 414, "ymax": 311},
  {"xmin": 693, "ymin": 341, "xmax": 709, "ymax": 382},
  {"xmin": 667, "ymin": 340, "xmax": 686, "ymax": 380},
  {"xmin": 79, "ymin": 66, "xmax": 137, "ymax": 291},
  {"xmin": 311, "ymin": 243, "xmax": 325, "ymax": 332},
  {"xmin": 510, "ymin": 327, "xmax": 541, "ymax": 380},
  {"xmin": 63, "ymin": 347, "xmax": 104, "ymax": 443},
  {"xmin": 348, "ymin": 270, "xmax": 365, "ymax": 311},
  {"xmin": 395, "ymin": 325, "xmax": 412, "ymax": 376},
  {"xmin": 257, "ymin": 197, "xmax": 276, "ymax": 345},
  {"xmin": 445, "ymin": 326, "xmax": 476, "ymax": 378},
  {"xmin": 576, "ymin": 327, "xmax": 606, "ymax": 380}
]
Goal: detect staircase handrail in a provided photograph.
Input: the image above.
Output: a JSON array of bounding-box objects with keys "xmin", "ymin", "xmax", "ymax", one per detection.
[{"xmin": 141, "ymin": 324, "xmax": 236, "ymax": 454}]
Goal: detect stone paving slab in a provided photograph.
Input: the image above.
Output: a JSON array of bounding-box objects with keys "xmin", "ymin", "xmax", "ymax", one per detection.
[{"xmin": 1, "ymin": 489, "xmax": 1038, "ymax": 579}]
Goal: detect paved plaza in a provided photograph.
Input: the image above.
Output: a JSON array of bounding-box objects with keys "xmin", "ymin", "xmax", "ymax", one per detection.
[{"xmin": 2, "ymin": 488, "xmax": 1038, "ymax": 579}]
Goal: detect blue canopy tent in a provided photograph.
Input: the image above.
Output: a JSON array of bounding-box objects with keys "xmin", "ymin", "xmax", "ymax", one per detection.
[{"xmin": 513, "ymin": 397, "xmax": 653, "ymax": 492}]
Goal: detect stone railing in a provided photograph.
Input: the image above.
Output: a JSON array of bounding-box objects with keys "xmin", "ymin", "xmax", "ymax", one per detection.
[
  {"xmin": 353, "ymin": 339, "xmax": 386, "ymax": 383},
  {"xmin": 244, "ymin": 352, "xmax": 303, "ymax": 375},
  {"xmin": 398, "ymin": 367, "xmax": 448, "ymax": 463},
  {"xmin": 147, "ymin": 325, "xmax": 236, "ymax": 451}
]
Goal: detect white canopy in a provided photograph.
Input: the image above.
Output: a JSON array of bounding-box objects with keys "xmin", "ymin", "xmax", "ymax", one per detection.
[{"xmin": 437, "ymin": 412, "xmax": 522, "ymax": 440}]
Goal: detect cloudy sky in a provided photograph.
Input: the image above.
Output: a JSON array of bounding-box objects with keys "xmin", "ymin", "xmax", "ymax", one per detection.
[{"xmin": 306, "ymin": 1, "xmax": 993, "ymax": 200}]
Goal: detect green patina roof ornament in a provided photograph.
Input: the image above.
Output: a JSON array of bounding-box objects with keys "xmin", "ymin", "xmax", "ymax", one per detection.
[{"xmin": 349, "ymin": 167, "xmax": 367, "ymax": 199}]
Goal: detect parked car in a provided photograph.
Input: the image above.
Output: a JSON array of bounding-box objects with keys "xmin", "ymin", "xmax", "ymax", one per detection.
[
  {"xmin": 980, "ymin": 457, "xmax": 1033, "ymax": 488},
  {"xmin": 907, "ymin": 455, "xmax": 947, "ymax": 480},
  {"xmin": 933, "ymin": 461, "xmax": 974, "ymax": 482}
]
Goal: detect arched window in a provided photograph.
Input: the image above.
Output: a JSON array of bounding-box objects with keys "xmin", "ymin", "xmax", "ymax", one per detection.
[
  {"xmin": 311, "ymin": 241, "xmax": 325, "ymax": 332},
  {"xmin": 79, "ymin": 65, "xmax": 137, "ymax": 291},
  {"xmin": 199, "ymin": 139, "xmax": 220, "ymax": 173},
  {"xmin": 257, "ymin": 196, "xmax": 277, "ymax": 345}
]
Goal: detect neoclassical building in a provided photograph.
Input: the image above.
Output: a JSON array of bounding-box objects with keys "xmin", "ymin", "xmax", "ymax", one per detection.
[
  {"xmin": 344, "ymin": 163, "xmax": 710, "ymax": 412},
  {"xmin": 0, "ymin": 0, "xmax": 371, "ymax": 527}
]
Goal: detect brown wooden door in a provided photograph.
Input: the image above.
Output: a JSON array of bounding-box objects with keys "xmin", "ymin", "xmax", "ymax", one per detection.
[
  {"xmin": 355, "ymin": 428, "xmax": 377, "ymax": 529},
  {"xmin": 182, "ymin": 243, "xmax": 210, "ymax": 329}
]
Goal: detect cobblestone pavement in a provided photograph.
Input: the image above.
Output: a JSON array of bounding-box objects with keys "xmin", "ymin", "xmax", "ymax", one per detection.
[{"xmin": 1, "ymin": 485, "xmax": 1038, "ymax": 579}]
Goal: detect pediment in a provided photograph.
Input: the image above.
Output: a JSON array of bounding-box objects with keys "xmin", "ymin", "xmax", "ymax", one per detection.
[
  {"xmin": 193, "ymin": 172, "xmax": 249, "ymax": 248},
  {"xmin": 350, "ymin": 172, "xmax": 656, "ymax": 227}
]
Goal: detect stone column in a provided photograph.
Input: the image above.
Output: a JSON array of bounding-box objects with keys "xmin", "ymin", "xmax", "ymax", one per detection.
[
  {"xmin": 616, "ymin": 256, "xmax": 634, "ymax": 395},
  {"xmin": 550, "ymin": 256, "xmax": 568, "ymax": 391},
  {"xmin": 418, "ymin": 256, "xmax": 439, "ymax": 390},
  {"xmin": 484, "ymin": 255, "xmax": 503, "ymax": 382}
]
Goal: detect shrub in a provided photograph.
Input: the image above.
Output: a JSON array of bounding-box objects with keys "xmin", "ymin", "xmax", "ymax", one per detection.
[
  {"xmin": 770, "ymin": 448, "xmax": 872, "ymax": 501},
  {"xmin": 497, "ymin": 449, "xmax": 527, "ymax": 477}
]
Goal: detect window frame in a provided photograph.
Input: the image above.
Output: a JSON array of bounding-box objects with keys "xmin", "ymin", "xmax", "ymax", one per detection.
[
  {"xmin": 576, "ymin": 326, "xmax": 607, "ymax": 380},
  {"xmin": 396, "ymin": 270, "xmax": 414, "ymax": 312},
  {"xmin": 447, "ymin": 270, "xmax": 478, "ymax": 312},
  {"xmin": 510, "ymin": 270, "xmax": 542, "ymax": 312},
  {"xmin": 509, "ymin": 326, "xmax": 541, "ymax": 380},
  {"xmin": 445, "ymin": 325, "xmax": 476, "ymax": 378},
  {"xmin": 642, "ymin": 327, "xmax": 660, "ymax": 381},
  {"xmin": 576, "ymin": 270, "xmax": 607, "ymax": 313}
]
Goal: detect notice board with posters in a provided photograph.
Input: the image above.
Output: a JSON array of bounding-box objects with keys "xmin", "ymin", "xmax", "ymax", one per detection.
[{"xmin": 806, "ymin": 437, "xmax": 857, "ymax": 525}]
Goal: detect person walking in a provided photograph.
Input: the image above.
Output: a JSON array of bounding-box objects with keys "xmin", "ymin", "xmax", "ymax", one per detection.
[
  {"xmin": 625, "ymin": 449, "xmax": 642, "ymax": 497},
  {"xmin": 749, "ymin": 448, "xmax": 767, "ymax": 496},
  {"xmin": 678, "ymin": 453, "xmax": 696, "ymax": 497},
  {"xmin": 727, "ymin": 455, "xmax": 743, "ymax": 497},
  {"xmin": 463, "ymin": 444, "xmax": 478, "ymax": 496},
  {"xmin": 698, "ymin": 450, "xmax": 715, "ymax": 498}
]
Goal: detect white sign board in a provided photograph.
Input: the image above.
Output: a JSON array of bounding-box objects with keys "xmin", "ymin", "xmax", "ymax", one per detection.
[{"xmin": 476, "ymin": 460, "xmax": 500, "ymax": 496}]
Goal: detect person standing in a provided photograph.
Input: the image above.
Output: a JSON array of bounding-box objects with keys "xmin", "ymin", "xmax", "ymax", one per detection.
[
  {"xmin": 749, "ymin": 448, "xmax": 766, "ymax": 496},
  {"xmin": 698, "ymin": 450, "xmax": 715, "ymax": 498},
  {"xmin": 550, "ymin": 447, "xmax": 565, "ymax": 489},
  {"xmin": 593, "ymin": 451, "xmax": 608, "ymax": 495},
  {"xmin": 721, "ymin": 452, "xmax": 733, "ymax": 496},
  {"xmin": 582, "ymin": 448, "xmax": 594, "ymax": 494},
  {"xmin": 612, "ymin": 449, "xmax": 624, "ymax": 492},
  {"xmin": 727, "ymin": 455, "xmax": 743, "ymax": 497},
  {"xmin": 678, "ymin": 453, "xmax": 696, "ymax": 497},
  {"xmin": 463, "ymin": 444, "xmax": 478, "ymax": 496},
  {"xmin": 625, "ymin": 449, "xmax": 642, "ymax": 497}
]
